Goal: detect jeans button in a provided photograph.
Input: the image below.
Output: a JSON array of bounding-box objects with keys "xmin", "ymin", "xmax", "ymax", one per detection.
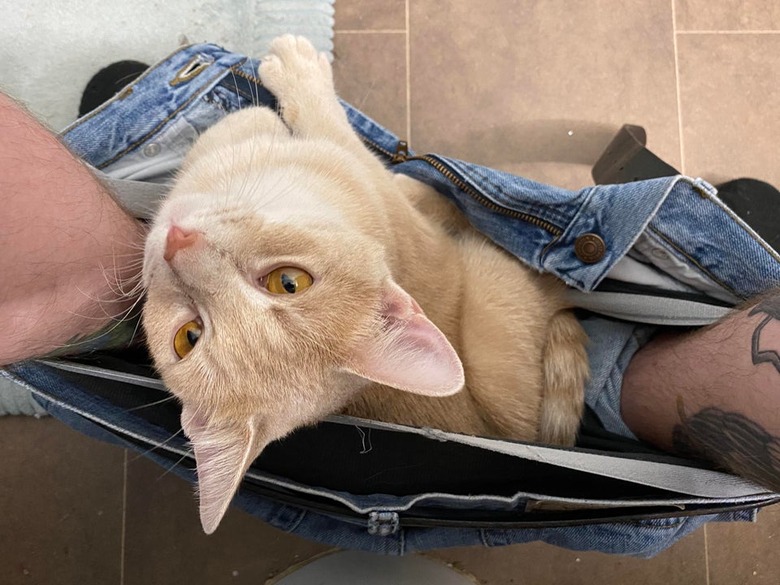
[{"xmin": 575, "ymin": 233, "xmax": 606, "ymax": 263}]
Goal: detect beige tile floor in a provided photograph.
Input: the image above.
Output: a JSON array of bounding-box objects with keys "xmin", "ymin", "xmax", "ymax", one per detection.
[{"xmin": 3, "ymin": 0, "xmax": 780, "ymax": 583}]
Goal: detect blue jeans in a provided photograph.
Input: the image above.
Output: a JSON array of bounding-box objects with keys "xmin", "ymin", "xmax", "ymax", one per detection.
[{"xmin": 14, "ymin": 42, "xmax": 778, "ymax": 557}]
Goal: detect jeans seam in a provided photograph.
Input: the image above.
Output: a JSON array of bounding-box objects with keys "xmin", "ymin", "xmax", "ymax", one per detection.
[
  {"xmin": 285, "ymin": 508, "xmax": 307, "ymax": 534},
  {"xmin": 539, "ymin": 187, "xmax": 599, "ymax": 288},
  {"xmin": 451, "ymin": 160, "xmax": 567, "ymax": 229},
  {"xmin": 624, "ymin": 518, "xmax": 685, "ymax": 528},
  {"xmin": 96, "ymin": 64, "xmax": 236, "ymax": 169},
  {"xmin": 63, "ymin": 43, "xmax": 203, "ymax": 136}
]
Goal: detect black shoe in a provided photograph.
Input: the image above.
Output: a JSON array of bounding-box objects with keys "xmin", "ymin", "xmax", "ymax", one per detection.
[
  {"xmin": 79, "ymin": 60, "xmax": 150, "ymax": 117},
  {"xmin": 593, "ymin": 126, "xmax": 780, "ymax": 251},
  {"xmin": 715, "ymin": 178, "xmax": 780, "ymax": 251}
]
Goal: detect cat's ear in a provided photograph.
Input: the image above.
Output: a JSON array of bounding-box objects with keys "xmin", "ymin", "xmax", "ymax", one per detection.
[
  {"xmin": 181, "ymin": 405, "xmax": 266, "ymax": 534},
  {"xmin": 343, "ymin": 280, "xmax": 464, "ymax": 396}
]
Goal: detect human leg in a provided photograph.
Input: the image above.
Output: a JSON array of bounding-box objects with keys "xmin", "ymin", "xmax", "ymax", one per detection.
[{"xmin": 622, "ymin": 294, "xmax": 780, "ymax": 490}]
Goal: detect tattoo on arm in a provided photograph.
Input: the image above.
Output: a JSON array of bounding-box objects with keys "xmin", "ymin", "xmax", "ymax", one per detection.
[
  {"xmin": 673, "ymin": 406, "xmax": 780, "ymax": 491},
  {"xmin": 750, "ymin": 296, "xmax": 780, "ymax": 373}
]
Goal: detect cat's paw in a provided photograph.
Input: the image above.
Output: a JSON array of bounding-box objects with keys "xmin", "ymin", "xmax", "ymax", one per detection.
[
  {"xmin": 259, "ymin": 35, "xmax": 334, "ymax": 102},
  {"xmin": 258, "ymin": 35, "xmax": 356, "ymax": 142}
]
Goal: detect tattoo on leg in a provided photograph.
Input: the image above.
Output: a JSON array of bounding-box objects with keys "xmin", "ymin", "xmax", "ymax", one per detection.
[
  {"xmin": 750, "ymin": 296, "xmax": 780, "ymax": 373},
  {"xmin": 673, "ymin": 406, "xmax": 780, "ymax": 491}
]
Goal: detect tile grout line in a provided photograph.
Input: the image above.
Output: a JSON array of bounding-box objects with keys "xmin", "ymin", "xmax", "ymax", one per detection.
[
  {"xmin": 671, "ymin": 0, "xmax": 686, "ymax": 175},
  {"xmin": 120, "ymin": 449, "xmax": 127, "ymax": 585},
  {"xmin": 678, "ymin": 29, "xmax": 780, "ymax": 34},
  {"xmin": 405, "ymin": 0, "xmax": 412, "ymax": 144},
  {"xmin": 704, "ymin": 526, "xmax": 711, "ymax": 585},
  {"xmin": 334, "ymin": 29, "xmax": 406, "ymax": 34}
]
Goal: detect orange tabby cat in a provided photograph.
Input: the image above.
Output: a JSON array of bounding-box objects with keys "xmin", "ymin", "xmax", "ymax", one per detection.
[{"xmin": 142, "ymin": 35, "xmax": 589, "ymax": 534}]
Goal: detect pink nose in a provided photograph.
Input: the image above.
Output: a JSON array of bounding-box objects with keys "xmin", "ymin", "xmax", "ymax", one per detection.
[{"xmin": 164, "ymin": 226, "xmax": 200, "ymax": 262}]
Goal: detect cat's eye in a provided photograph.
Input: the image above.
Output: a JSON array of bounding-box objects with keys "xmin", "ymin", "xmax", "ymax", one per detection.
[
  {"xmin": 265, "ymin": 267, "xmax": 314, "ymax": 295},
  {"xmin": 173, "ymin": 319, "xmax": 203, "ymax": 359}
]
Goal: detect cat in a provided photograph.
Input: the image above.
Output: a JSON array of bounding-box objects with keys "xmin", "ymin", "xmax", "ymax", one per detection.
[{"xmin": 141, "ymin": 35, "xmax": 589, "ymax": 534}]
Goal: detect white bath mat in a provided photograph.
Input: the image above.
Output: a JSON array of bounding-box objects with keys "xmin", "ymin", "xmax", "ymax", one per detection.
[{"xmin": 0, "ymin": 0, "xmax": 334, "ymax": 130}]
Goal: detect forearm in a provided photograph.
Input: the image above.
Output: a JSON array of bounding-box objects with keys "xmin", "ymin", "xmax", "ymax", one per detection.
[
  {"xmin": 0, "ymin": 92, "xmax": 146, "ymax": 364},
  {"xmin": 622, "ymin": 292, "xmax": 780, "ymax": 490}
]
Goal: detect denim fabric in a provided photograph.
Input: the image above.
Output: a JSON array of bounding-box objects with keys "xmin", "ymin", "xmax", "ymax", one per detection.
[
  {"xmin": 63, "ymin": 47, "xmax": 780, "ymax": 303},
  {"xmin": 6, "ymin": 362, "xmax": 758, "ymax": 559},
  {"xmin": 16, "ymin": 42, "xmax": 772, "ymax": 556},
  {"xmin": 579, "ymin": 318, "xmax": 656, "ymax": 439}
]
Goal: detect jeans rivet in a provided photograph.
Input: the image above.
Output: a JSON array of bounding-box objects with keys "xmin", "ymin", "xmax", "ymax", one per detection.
[{"xmin": 143, "ymin": 143, "xmax": 161, "ymax": 157}]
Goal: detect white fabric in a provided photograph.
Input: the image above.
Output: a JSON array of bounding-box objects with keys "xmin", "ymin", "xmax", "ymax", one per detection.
[{"xmin": 566, "ymin": 289, "xmax": 733, "ymax": 326}]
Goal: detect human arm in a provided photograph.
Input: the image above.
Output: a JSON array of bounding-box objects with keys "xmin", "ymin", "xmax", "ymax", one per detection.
[{"xmin": 0, "ymin": 92, "xmax": 146, "ymax": 365}]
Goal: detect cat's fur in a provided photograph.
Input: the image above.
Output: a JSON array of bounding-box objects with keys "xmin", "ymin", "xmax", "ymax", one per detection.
[{"xmin": 142, "ymin": 35, "xmax": 589, "ymax": 534}]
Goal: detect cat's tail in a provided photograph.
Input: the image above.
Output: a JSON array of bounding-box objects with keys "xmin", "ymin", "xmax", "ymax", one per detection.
[{"xmin": 538, "ymin": 310, "xmax": 589, "ymax": 446}]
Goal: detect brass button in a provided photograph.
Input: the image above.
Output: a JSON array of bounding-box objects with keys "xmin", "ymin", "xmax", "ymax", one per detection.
[{"xmin": 574, "ymin": 233, "xmax": 606, "ymax": 263}]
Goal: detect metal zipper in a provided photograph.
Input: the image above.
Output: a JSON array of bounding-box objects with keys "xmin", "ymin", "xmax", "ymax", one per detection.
[
  {"xmin": 138, "ymin": 436, "xmax": 779, "ymax": 530},
  {"xmin": 28, "ymin": 375, "xmax": 779, "ymax": 532},
  {"xmin": 366, "ymin": 138, "xmax": 563, "ymax": 236},
  {"xmin": 224, "ymin": 70, "xmax": 562, "ymax": 238},
  {"xmin": 231, "ymin": 64, "xmax": 263, "ymax": 86},
  {"xmin": 359, "ymin": 134, "xmax": 398, "ymax": 160}
]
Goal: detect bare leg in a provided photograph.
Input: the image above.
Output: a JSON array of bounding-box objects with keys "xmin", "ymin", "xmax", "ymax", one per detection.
[
  {"xmin": 622, "ymin": 293, "xmax": 780, "ymax": 490},
  {"xmin": 0, "ymin": 93, "xmax": 145, "ymax": 365}
]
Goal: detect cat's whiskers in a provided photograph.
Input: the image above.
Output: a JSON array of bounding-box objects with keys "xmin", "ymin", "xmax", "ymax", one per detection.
[
  {"xmin": 69, "ymin": 269, "xmax": 144, "ymax": 316},
  {"xmin": 126, "ymin": 296, "xmax": 146, "ymax": 341},
  {"xmin": 52, "ymin": 299, "xmax": 145, "ymax": 354},
  {"xmin": 97, "ymin": 261, "xmax": 146, "ymax": 301},
  {"xmin": 94, "ymin": 231, "xmax": 149, "ymax": 301},
  {"xmin": 125, "ymin": 394, "xmax": 177, "ymax": 411},
  {"xmin": 110, "ymin": 247, "xmax": 147, "ymax": 256},
  {"xmin": 132, "ymin": 198, "xmax": 167, "ymax": 220},
  {"xmin": 157, "ymin": 449, "xmax": 194, "ymax": 480},
  {"xmin": 239, "ymin": 124, "xmax": 307, "ymax": 214},
  {"xmin": 222, "ymin": 66, "xmax": 268, "ymax": 210},
  {"xmin": 228, "ymin": 124, "xmax": 276, "ymax": 206},
  {"xmin": 128, "ymin": 425, "xmax": 185, "ymax": 463},
  {"xmin": 245, "ymin": 174, "xmax": 299, "ymax": 215},
  {"xmin": 207, "ymin": 131, "xmax": 289, "ymax": 220},
  {"xmin": 65, "ymin": 294, "xmax": 141, "ymax": 323}
]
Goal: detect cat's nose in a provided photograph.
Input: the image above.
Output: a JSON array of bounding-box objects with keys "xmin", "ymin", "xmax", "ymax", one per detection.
[{"xmin": 164, "ymin": 226, "xmax": 201, "ymax": 262}]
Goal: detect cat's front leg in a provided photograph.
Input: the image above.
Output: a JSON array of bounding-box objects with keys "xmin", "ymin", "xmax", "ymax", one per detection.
[{"xmin": 259, "ymin": 35, "xmax": 356, "ymax": 144}]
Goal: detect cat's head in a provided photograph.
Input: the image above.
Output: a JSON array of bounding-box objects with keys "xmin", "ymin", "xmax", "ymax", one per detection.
[{"xmin": 142, "ymin": 146, "xmax": 464, "ymax": 534}]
